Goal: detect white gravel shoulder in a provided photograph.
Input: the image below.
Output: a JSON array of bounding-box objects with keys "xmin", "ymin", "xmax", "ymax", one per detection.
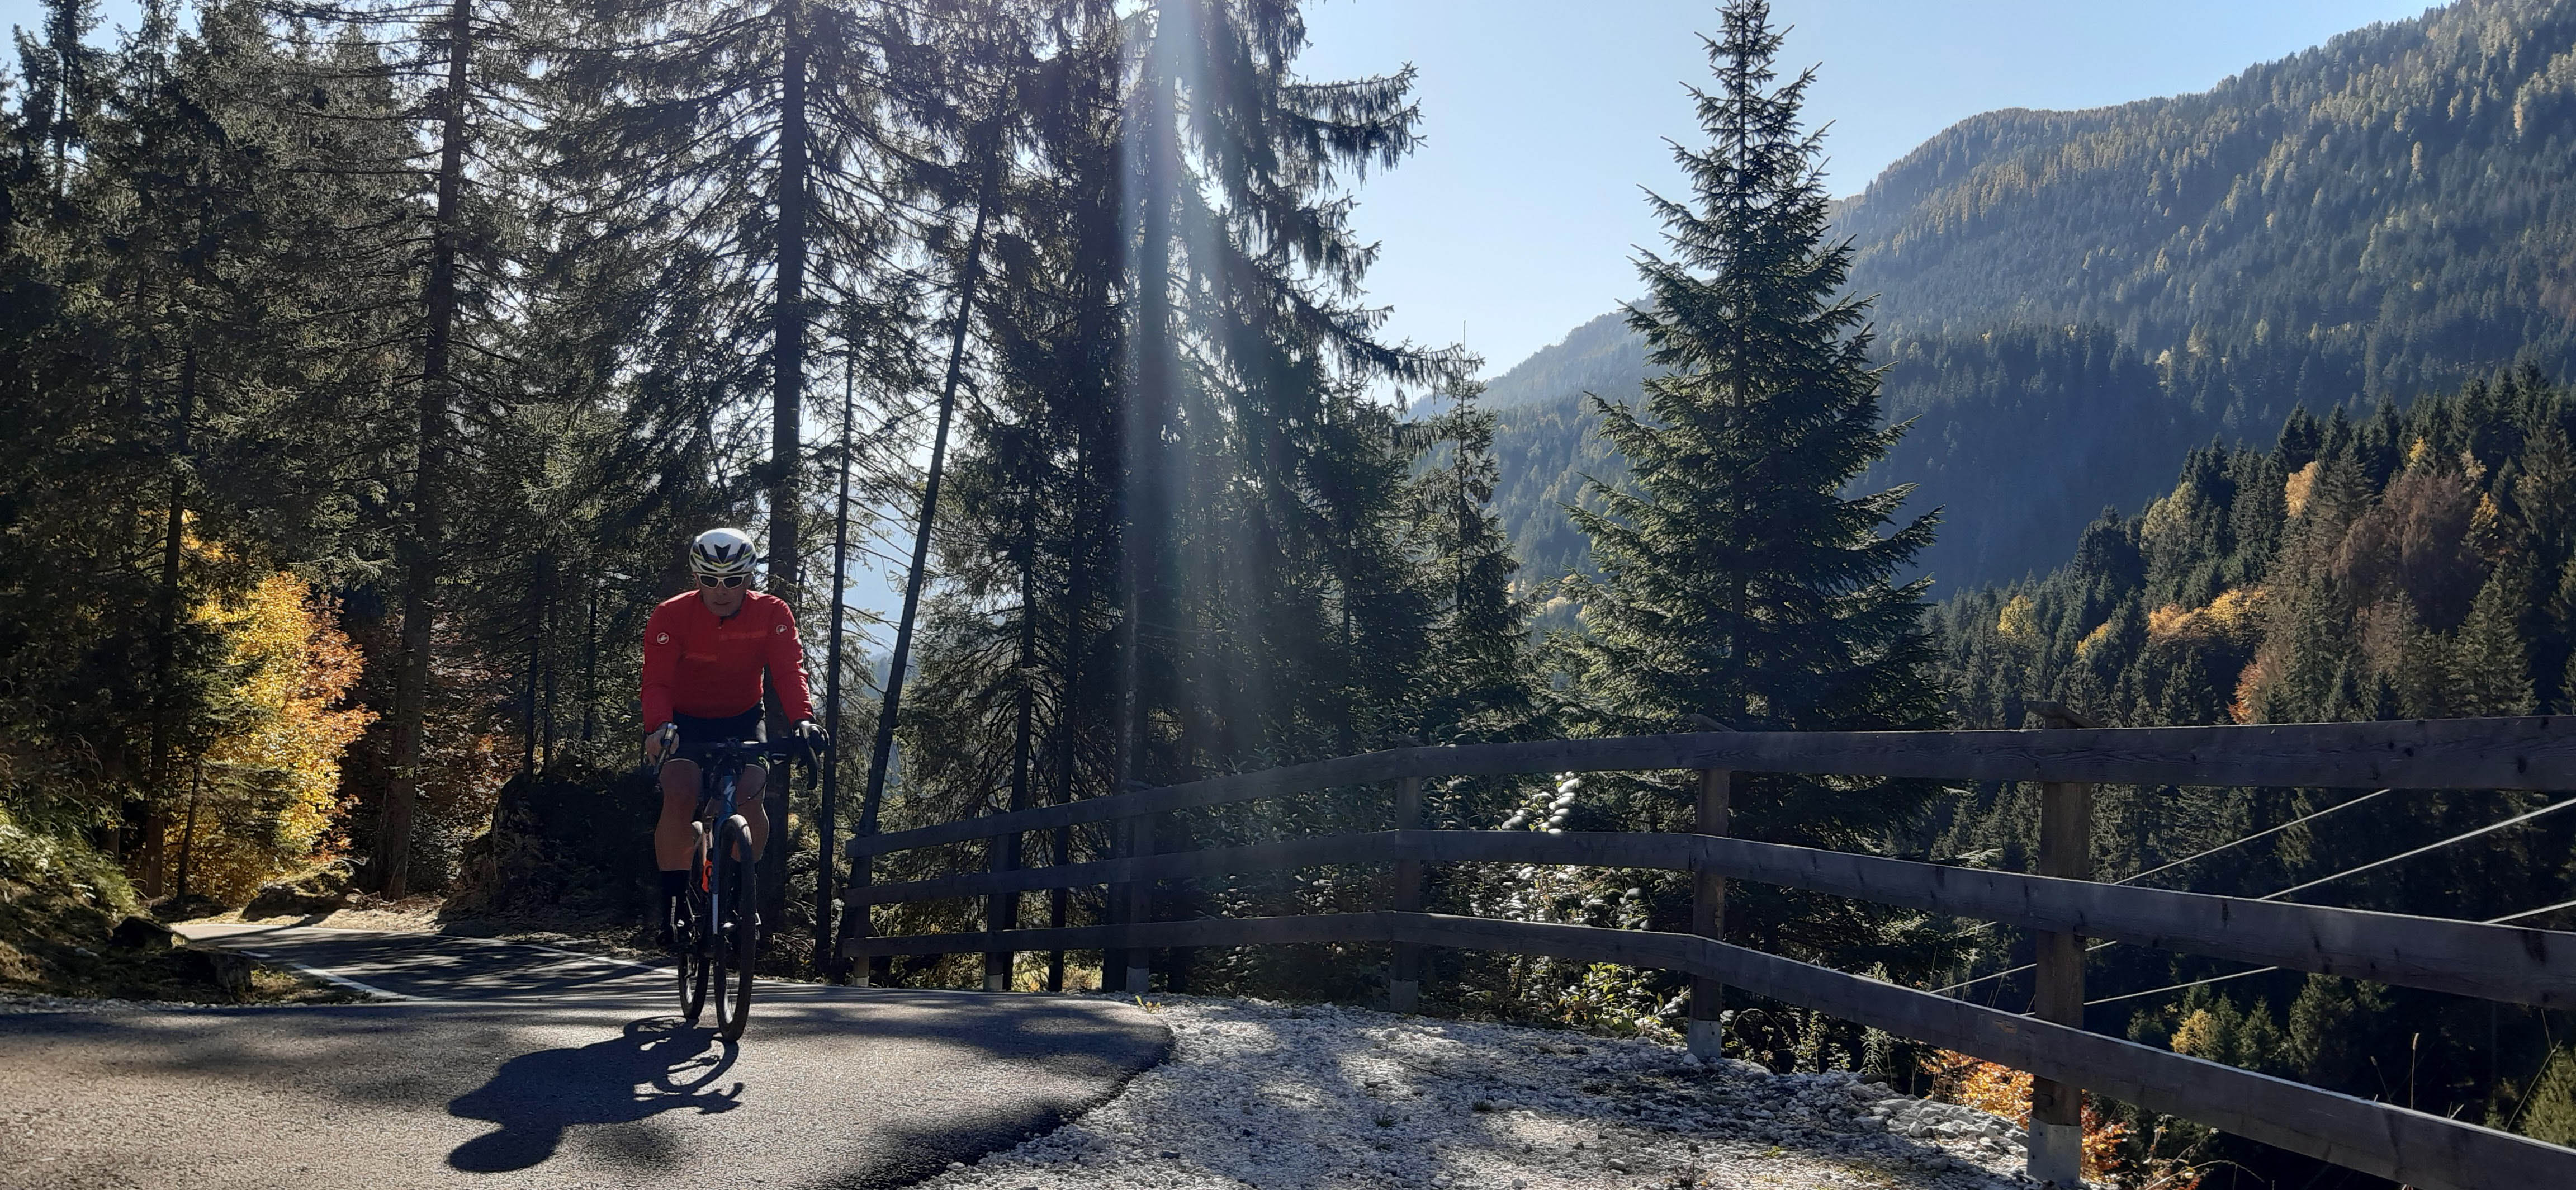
[{"xmin": 920, "ymin": 994, "xmax": 2057, "ymax": 1190}]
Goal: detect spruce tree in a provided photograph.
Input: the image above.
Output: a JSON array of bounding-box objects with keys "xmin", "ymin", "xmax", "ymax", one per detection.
[
  {"xmin": 2453, "ymin": 554, "xmax": 2536, "ymax": 716},
  {"xmin": 1561, "ymin": 0, "xmax": 1943, "ymax": 964},
  {"xmin": 1405, "ymin": 377, "xmax": 1542, "ymax": 743}
]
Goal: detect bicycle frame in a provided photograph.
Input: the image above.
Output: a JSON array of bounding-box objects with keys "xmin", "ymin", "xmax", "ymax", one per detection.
[
  {"xmin": 654, "ymin": 728, "xmax": 811, "ymax": 1037},
  {"xmin": 669, "ymin": 739, "xmax": 770, "ymax": 924}
]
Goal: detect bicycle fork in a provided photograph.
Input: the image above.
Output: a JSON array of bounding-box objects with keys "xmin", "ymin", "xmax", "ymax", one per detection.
[{"xmin": 704, "ymin": 773, "xmax": 744, "ymax": 946}]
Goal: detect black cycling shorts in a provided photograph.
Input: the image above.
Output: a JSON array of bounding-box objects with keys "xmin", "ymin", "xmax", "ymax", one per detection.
[
  {"xmin": 670, "ymin": 707, "xmax": 764, "ymax": 748},
  {"xmin": 665, "ymin": 709, "xmax": 770, "ymax": 800}
]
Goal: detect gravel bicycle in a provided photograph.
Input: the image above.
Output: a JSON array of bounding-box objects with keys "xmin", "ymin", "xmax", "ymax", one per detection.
[{"xmin": 654, "ymin": 726, "xmax": 809, "ymax": 1038}]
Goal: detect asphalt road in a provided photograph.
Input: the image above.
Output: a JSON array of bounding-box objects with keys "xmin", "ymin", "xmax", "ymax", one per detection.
[{"xmin": 0, "ymin": 924, "xmax": 1170, "ymax": 1190}]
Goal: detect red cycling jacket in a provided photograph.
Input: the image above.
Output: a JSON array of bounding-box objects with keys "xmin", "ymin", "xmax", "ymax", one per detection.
[{"xmin": 640, "ymin": 590, "xmax": 816, "ymax": 731}]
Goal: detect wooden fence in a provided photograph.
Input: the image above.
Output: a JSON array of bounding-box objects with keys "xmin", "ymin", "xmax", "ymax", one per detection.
[{"xmin": 838, "ymin": 716, "xmax": 2576, "ymax": 1190}]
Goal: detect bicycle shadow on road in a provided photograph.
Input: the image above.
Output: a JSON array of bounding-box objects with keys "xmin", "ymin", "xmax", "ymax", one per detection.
[{"xmin": 446, "ymin": 1016, "xmax": 742, "ymax": 1172}]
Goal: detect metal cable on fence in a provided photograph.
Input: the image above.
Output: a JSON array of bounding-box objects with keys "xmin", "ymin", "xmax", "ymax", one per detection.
[
  {"xmin": 2118, "ymin": 787, "xmax": 2397, "ymax": 889},
  {"xmin": 2084, "ymin": 891, "xmax": 2576, "ymax": 1008},
  {"xmin": 1929, "ymin": 787, "xmax": 2395, "ymax": 997},
  {"xmin": 1931, "ymin": 791, "xmax": 2576, "ymax": 999}
]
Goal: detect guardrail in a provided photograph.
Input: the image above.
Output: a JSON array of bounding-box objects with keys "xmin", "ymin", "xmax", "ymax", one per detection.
[{"xmin": 837, "ymin": 715, "xmax": 2576, "ymax": 1190}]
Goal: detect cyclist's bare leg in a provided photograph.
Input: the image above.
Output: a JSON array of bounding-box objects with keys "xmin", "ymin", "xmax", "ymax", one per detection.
[
  {"xmin": 737, "ymin": 763, "xmax": 769, "ymax": 857},
  {"xmin": 656, "ymin": 758, "xmax": 702, "ymax": 871}
]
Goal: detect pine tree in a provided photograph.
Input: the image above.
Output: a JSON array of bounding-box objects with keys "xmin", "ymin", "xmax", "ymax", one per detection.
[
  {"xmin": 2453, "ymin": 553, "xmax": 2536, "ymax": 716},
  {"xmin": 1564, "ymin": 0, "xmax": 1938, "ymax": 741},
  {"xmin": 1560, "ymin": 0, "xmax": 1943, "ymax": 966},
  {"xmin": 1404, "ymin": 377, "xmax": 1542, "ymax": 743}
]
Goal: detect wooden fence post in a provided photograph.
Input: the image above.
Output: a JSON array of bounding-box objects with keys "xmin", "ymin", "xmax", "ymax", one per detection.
[
  {"xmin": 984, "ymin": 819, "xmax": 1022, "ymax": 993},
  {"xmin": 1689, "ymin": 767, "xmax": 1731, "ymax": 1059},
  {"xmin": 1102, "ymin": 814, "xmax": 1128, "ymax": 993},
  {"xmin": 845, "ymin": 856, "xmax": 874, "ymax": 988},
  {"xmin": 1390, "ymin": 776, "xmax": 1425, "ymax": 1013},
  {"xmin": 2030, "ymin": 703, "xmax": 2099, "ymax": 1188},
  {"xmin": 1124, "ymin": 811, "xmax": 1154, "ymax": 994},
  {"xmin": 1046, "ymin": 822, "xmax": 1070, "ymax": 991}
]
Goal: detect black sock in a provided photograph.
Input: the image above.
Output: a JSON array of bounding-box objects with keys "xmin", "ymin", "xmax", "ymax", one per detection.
[{"xmin": 659, "ymin": 870, "xmax": 687, "ymax": 899}]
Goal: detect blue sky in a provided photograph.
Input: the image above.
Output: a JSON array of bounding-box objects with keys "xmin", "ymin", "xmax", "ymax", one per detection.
[{"xmin": 7, "ymin": 0, "xmax": 2435, "ymax": 373}]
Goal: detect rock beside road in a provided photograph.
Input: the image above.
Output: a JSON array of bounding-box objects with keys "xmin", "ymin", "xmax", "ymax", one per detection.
[
  {"xmin": 918, "ymin": 994, "xmax": 2058, "ymax": 1190},
  {"xmin": 240, "ymin": 865, "xmax": 354, "ymax": 920}
]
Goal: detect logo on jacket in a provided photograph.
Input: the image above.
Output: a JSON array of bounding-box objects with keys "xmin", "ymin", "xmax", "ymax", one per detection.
[
  {"xmin": 655, "ymin": 632, "xmax": 671, "ymax": 645},
  {"xmin": 774, "ymin": 622, "xmax": 787, "ymax": 634}
]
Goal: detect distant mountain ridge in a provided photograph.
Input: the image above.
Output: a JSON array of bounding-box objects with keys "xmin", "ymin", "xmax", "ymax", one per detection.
[
  {"xmin": 1478, "ymin": 309, "xmax": 1647, "ymax": 410},
  {"xmin": 1485, "ymin": 0, "xmax": 2576, "ymax": 594}
]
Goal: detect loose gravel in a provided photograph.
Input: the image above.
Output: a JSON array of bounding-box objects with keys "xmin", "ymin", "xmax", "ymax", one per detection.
[{"xmin": 915, "ymin": 995, "xmax": 2063, "ymax": 1190}]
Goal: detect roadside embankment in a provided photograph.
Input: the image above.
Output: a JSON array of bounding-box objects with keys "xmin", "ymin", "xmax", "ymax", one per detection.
[
  {"xmin": 0, "ymin": 812, "xmax": 352, "ymax": 1007},
  {"xmin": 918, "ymin": 995, "xmax": 2051, "ymax": 1190}
]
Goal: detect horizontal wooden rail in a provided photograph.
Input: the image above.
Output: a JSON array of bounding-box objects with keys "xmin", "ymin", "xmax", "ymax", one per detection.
[
  {"xmin": 842, "ymin": 911, "xmax": 2574, "ymax": 1190},
  {"xmin": 847, "ymin": 828, "xmax": 2576, "ymax": 1008},
  {"xmin": 848, "ymin": 717, "xmax": 2576, "ymax": 859}
]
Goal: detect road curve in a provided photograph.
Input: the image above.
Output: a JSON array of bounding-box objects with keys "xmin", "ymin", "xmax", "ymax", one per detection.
[{"xmin": 1, "ymin": 924, "xmax": 1169, "ymax": 1190}]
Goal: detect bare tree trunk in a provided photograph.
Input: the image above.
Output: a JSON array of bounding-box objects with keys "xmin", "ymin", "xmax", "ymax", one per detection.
[
  {"xmin": 755, "ymin": 0, "xmax": 813, "ymax": 942},
  {"xmin": 522, "ymin": 552, "xmax": 552, "ymax": 777},
  {"xmin": 144, "ymin": 338, "xmax": 196, "ymax": 899},
  {"xmin": 581, "ymin": 582, "xmax": 598, "ymax": 743},
  {"xmin": 1110, "ymin": 51, "xmax": 1179, "ymax": 988},
  {"xmin": 769, "ymin": 0, "xmax": 808, "ymax": 606},
  {"xmin": 376, "ymin": 0, "xmax": 471, "ymax": 898},
  {"xmin": 174, "ymin": 762, "xmax": 202, "ymax": 901},
  {"xmin": 1046, "ymin": 510, "xmax": 1089, "ymax": 991},
  {"xmin": 816, "ymin": 358, "xmax": 855, "ymax": 976},
  {"xmin": 845, "ymin": 142, "xmax": 999, "ymax": 983},
  {"xmin": 984, "ymin": 525, "xmax": 1036, "ymax": 990}
]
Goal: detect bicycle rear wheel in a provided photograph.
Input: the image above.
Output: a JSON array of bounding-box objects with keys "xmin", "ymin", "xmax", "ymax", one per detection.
[
  {"xmin": 676, "ymin": 823, "xmax": 711, "ymax": 1024},
  {"xmin": 711, "ymin": 815, "xmax": 759, "ymax": 1039}
]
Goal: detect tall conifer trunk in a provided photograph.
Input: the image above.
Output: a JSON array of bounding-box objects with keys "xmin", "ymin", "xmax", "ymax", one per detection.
[
  {"xmin": 757, "ymin": 0, "xmax": 812, "ymax": 941},
  {"xmin": 817, "ymin": 367, "xmax": 856, "ymax": 974},
  {"xmin": 377, "ymin": 0, "xmax": 471, "ymax": 898},
  {"xmin": 985, "ymin": 524, "xmax": 1036, "ymax": 988},
  {"xmin": 847, "ymin": 148, "xmax": 1000, "ymax": 981},
  {"xmin": 770, "ymin": 0, "xmax": 808, "ymax": 605},
  {"xmin": 1110, "ymin": 48, "xmax": 1178, "ymax": 988},
  {"xmin": 1046, "ymin": 523, "xmax": 1085, "ymax": 991},
  {"xmin": 144, "ymin": 337, "xmax": 196, "ymax": 896}
]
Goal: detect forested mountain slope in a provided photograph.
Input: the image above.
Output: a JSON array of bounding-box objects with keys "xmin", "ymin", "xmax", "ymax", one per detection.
[
  {"xmin": 1478, "ymin": 310, "xmax": 1644, "ymax": 412},
  {"xmin": 1925, "ymin": 365, "xmax": 2576, "ymax": 1174},
  {"xmin": 1492, "ymin": 0, "xmax": 2576, "ymax": 593},
  {"xmin": 1843, "ymin": 0, "xmax": 2576, "ymax": 393}
]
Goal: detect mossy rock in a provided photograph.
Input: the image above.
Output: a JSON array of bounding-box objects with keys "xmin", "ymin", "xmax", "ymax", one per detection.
[
  {"xmin": 242, "ymin": 861, "xmax": 354, "ymax": 920},
  {"xmin": 449, "ymin": 766, "xmax": 661, "ymax": 923}
]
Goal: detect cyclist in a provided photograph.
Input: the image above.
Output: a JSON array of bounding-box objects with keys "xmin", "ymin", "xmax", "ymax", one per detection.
[{"xmin": 641, "ymin": 527, "xmax": 822, "ymax": 944}]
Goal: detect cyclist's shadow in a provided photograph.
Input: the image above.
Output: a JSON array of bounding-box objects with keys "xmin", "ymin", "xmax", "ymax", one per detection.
[{"xmin": 447, "ymin": 1017, "xmax": 744, "ymax": 1172}]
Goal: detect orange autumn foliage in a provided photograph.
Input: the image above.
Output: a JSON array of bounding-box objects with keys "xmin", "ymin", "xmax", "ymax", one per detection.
[{"xmin": 1928, "ymin": 1051, "xmax": 2201, "ymax": 1188}]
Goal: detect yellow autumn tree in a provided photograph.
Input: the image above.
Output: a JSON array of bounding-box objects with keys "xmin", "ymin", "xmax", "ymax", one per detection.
[
  {"xmin": 167, "ymin": 573, "xmax": 374, "ymax": 904},
  {"xmin": 1928, "ymin": 1051, "xmax": 2199, "ymax": 1188}
]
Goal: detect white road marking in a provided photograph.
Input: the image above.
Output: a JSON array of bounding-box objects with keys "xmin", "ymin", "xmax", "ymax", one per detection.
[
  {"xmin": 234, "ymin": 950, "xmax": 427, "ymax": 1002},
  {"xmin": 186, "ymin": 925, "xmax": 668, "ymax": 1004}
]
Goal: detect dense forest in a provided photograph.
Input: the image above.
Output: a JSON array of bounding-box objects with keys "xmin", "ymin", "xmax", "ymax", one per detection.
[
  {"xmin": 1483, "ymin": 0, "xmax": 2576, "ymax": 594},
  {"xmin": 0, "ymin": 0, "xmax": 1532, "ymax": 969},
  {"xmin": 1926, "ymin": 366, "xmax": 2576, "ymax": 1182}
]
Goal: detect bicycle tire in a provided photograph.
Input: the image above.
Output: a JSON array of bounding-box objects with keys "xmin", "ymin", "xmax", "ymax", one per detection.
[
  {"xmin": 712, "ymin": 815, "xmax": 758, "ymax": 1039},
  {"xmin": 677, "ymin": 823, "xmax": 711, "ymax": 1024}
]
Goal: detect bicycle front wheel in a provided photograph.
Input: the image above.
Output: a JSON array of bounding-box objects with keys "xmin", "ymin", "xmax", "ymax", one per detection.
[
  {"xmin": 711, "ymin": 815, "xmax": 759, "ymax": 1039},
  {"xmin": 677, "ymin": 823, "xmax": 711, "ymax": 1024}
]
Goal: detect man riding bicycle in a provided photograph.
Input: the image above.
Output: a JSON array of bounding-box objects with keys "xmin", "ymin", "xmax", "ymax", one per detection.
[{"xmin": 642, "ymin": 527, "xmax": 822, "ymax": 946}]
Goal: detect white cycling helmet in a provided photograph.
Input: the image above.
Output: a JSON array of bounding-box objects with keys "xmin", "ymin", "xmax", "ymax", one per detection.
[{"xmin": 689, "ymin": 527, "xmax": 757, "ymax": 578}]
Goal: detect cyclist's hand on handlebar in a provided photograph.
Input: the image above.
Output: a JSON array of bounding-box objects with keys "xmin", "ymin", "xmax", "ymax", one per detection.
[
  {"xmin": 791, "ymin": 720, "xmax": 826, "ymax": 750},
  {"xmin": 644, "ymin": 724, "xmax": 677, "ymax": 763}
]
